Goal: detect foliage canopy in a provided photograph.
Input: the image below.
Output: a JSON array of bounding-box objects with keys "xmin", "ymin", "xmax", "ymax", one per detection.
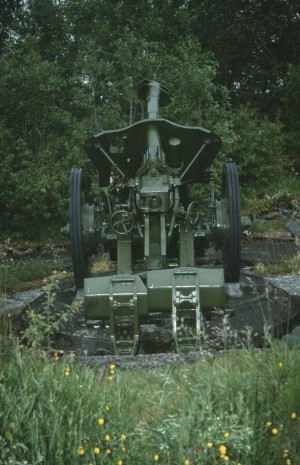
[{"xmin": 0, "ymin": 0, "xmax": 299, "ymax": 237}]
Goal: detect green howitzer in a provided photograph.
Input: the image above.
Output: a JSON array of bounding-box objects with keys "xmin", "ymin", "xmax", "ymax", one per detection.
[{"xmin": 69, "ymin": 80, "xmax": 241, "ymax": 354}]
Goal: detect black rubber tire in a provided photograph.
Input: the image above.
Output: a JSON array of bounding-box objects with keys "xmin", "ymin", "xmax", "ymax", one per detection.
[
  {"xmin": 70, "ymin": 168, "xmax": 91, "ymax": 289},
  {"xmin": 222, "ymin": 163, "xmax": 241, "ymax": 283}
]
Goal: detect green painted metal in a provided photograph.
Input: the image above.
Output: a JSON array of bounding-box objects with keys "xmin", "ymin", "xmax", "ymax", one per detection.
[
  {"xmin": 147, "ymin": 268, "xmax": 225, "ymax": 311},
  {"xmin": 117, "ymin": 238, "xmax": 132, "ymax": 274},
  {"xmin": 85, "ymin": 274, "xmax": 148, "ymax": 319},
  {"xmin": 179, "ymin": 230, "xmax": 195, "ymax": 267},
  {"xmin": 69, "ymin": 79, "xmax": 241, "ymax": 354}
]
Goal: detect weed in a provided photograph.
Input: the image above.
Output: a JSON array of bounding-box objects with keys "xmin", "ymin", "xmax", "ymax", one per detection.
[{"xmin": 22, "ymin": 272, "xmax": 80, "ymax": 351}]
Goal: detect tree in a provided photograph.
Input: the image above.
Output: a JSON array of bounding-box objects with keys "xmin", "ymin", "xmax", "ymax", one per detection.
[{"xmin": 186, "ymin": 0, "xmax": 300, "ymax": 115}]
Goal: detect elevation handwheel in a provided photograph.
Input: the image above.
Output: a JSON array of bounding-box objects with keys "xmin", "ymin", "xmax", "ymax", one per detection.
[{"xmin": 110, "ymin": 210, "xmax": 134, "ymax": 235}]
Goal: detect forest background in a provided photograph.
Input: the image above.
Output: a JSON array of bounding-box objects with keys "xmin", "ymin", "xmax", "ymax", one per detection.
[{"xmin": 0, "ymin": 0, "xmax": 299, "ymax": 239}]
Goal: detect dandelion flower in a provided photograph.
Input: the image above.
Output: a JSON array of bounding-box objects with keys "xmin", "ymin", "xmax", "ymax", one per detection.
[
  {"xmin": 105, "ymin": 405, "xmax": 110, "ymax": 411},
  {"xmin": 105, "ymin": 434, "xmax": 111, "ymax": 441},
  {"xmin": 207, "ymin": 442, "xmax": 214, "ymax": 448},
  {"xmin": 219, "ymin": 445, "xmax": 227, "ymax": 455},
  {"xmin": 286, "ymin": 460, "xmax": 292, "ymax": 465},
  {"xmin": 98, "ymin": 417, "xmax": 105, "ymax": 425},
  {"xmin": 106, "ymin": 376, "xmax": 114, "ymax": 381},
  {"xmin": 291, "ymin": 412, "xmax": 297, "ymax": 419},
  {"xmin": 184, "ymin": 460, "xmax": 190, "ymax": 465},
  {"xmin": 122, "ymin": 446, "xmax": 127, "ymax": 453},
  {"xmin": 105, "ymin": 449, "xmax": 111, "ymax": 455},
  {"xmin": 272, "ymin": 427, "xmax": 279, "ymax": 435},
  {"xmin": 223, "ymin": 456, "xmax": 230, "ymax": 462},
  {"xmin": 265, "ymin": 421, "xmax": 272, "ymax": 427},
  {"xmin": 224, "ymin": 431, "xmax": 230, "ymax": 438},
  {"xmin": 110, "ymin": 364, "xmax": 116, "ymax": 370},
  {"xmin": 278, "ymin": 362, "xmax": 283, "ymax": 368},
  {"xmin": 65, "ymin": 368, "xmax": 70, "ymax": 377},
  {"xmin": 78, "ymin": 446, "xmax": 85, "ymax": 456},
  {"xmin": 154, "ymin": 454, "xmax": 160, "ymax": 461},
  {"xmin": 94, "ymin": 447, "xmax": 100, "ymax": 454},
  {"xmin": 117, "ymin": 461, "xmax": 123, "ymax": 465},
  {"xmin": 121, "ymin": 433, "xmax": 126, "ymax": 440}
]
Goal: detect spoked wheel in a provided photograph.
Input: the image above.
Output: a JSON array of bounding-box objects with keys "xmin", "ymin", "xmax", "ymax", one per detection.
[
  {"xmin": 110, "ymin": 210, "xmax": 134, "ymax": 235},
  {"xmin": 70, "ymin": 168, "xmax": 91, "ymax": 289},
  {"xmin": 221, "ymin": 162, "xmax": 241, "ymax": 283}
]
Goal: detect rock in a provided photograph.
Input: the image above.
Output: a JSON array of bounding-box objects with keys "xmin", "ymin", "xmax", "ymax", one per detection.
[
  {"xmin": 260, "ymin": 211, "xmax": 279, "ymax": 220},
  {"xmin": 286, "ymin": 221, "xmax": 300, "ymax": 238}
]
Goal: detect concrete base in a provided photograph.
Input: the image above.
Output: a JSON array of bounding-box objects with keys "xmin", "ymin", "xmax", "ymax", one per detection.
[{"xmin": 225, "ymin": 282, "xmax": 243, "ymax": 298}]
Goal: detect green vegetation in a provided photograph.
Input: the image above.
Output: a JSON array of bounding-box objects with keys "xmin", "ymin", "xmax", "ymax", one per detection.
[
  {"xmin": 255, "ymin": 255, "xmax": 300, "ymax": 277},
  {"xmin": 241, "ymin": 188, "xmax": 299, "ymax": 218},
  {"xmin": 0, "ymin": 1, "xmax": 299, "ymax": 238},
  {"xmin": 22, "ymin": 274, "xmax": 80, "ymax": 351},
  {"xmin": 250, "ymin": 218, "xmax": 289, "ymax": 236},
  {"xmin": 0, "ymin": 258, "xmax": 53, "ymax": 293},
  {"xmin": 0, "ymin": 341, "xmax": 299, "ymax": 465}
]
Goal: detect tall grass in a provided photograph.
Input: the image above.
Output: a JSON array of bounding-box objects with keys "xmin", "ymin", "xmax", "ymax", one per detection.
[
  {"xmin": 1, "ymin": 341, "xmax": 300, "ymax": 465},
  {"xmin": 0, "ymin": 258, "xmax": 53, "ymax": 294}
]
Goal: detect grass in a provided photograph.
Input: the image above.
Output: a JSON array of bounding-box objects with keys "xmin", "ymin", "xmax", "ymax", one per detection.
[
  {"xmin": 0, "ymin": 341, "xmax": 300, "ymax": 465},
  {"xmin": 250, "ymin": 218, "xmax": 289, "ymax": 237},
  {"xmin": 254, "ymin": 254, "xmax": 300, "ymax": 277},
  {"xmin": 0, "ymin": 258, "xmax": 54, "ymax": 294}
]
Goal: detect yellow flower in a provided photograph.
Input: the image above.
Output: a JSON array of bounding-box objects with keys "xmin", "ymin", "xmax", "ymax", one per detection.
[
  {"xmin": 106, "ymin": 376, "xmax": 114, "ymax": 381},
  {"xmin": 286, "ymin": 460, "xmax": 292, "ymax": 465},
  {"xmin": 184, "ymin": 460, "xmax": 190, "ymax": 465},
  {"xmin": 278, "ymin": 362, "xmax": 283, "ymax": 368},
  {"xmin": 105, "ymin": 434, "xmax": 111, "ymax": 441},
  {"xmin": 223, "ymin": 456, "xmax": 230, "ymax": 462},
  {"xmin": 154, "ymin": 454, "xmax": 160, "ymax": 461},
  {"xmin": 207, "ymin": 442, "xmax": 214, "ymax": 448},
  {"xmin": 224, "ymin": 431, "xmax": 230, "ymax": 438},
  {"xmin": 105, "ymin": 449, "xmax": 111, "ymax": 455},
  {"xmin": 65, "ymin": 368, "xmax": 70, "ymax": 377},
  {"xmin": 291, "ymin": 412, "xmax": 297, "ymax": 419},
  {"xmin": 78, "ymin": 446, "xmax": 85, "ymax": 456},
  {"xmin": 219, "ymin": 445, "xmax": 227, "ymax": 456},
  {"xmin": 117, "ymin": 461, "xmax": 123, "ymax": 465},
  {"xmin": 98, "ymin": 418, "xmax": 105, "ymax": 425},
  {"xmin": 121, "ymin": 433, "xmax": 126, "ymax": 440},
  {"xmin": 122, "ymin": 446, "xmax": 127, "ymax": 453},
  {"xmin": 94, "ymin": 447, "xmax": 100, "ymax": 454},
  {"xmin": 105, "ymin": 405, "xmax": 110, "ymax": 411},
  {"xmin": 265, "ymin": 421, "xmax": 272, "ymax": 427},
  {"xmin": 110, "ymin": 364, "xmax": 116, "ymax": 370},
  {"xmin": 272, "ymin": 427, "xmax": 279, "ymax": 435}
]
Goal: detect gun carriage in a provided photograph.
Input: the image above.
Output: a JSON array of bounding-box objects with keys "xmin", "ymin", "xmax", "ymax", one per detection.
[{"xmin": 69, "ymin": 80, "xmax": 241, "ymax": 355}]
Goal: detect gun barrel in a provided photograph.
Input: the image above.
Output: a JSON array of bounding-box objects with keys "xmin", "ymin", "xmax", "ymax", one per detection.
[{"xmin": 138, "ymin": 80, "xmax": 169, "ymax": 119}]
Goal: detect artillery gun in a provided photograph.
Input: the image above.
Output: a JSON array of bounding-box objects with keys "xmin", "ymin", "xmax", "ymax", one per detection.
[{"xmin": 69, "ymin": 80, "xmax": 241, "ymax": 355}]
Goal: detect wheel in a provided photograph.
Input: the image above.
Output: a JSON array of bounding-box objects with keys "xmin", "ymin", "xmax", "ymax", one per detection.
[
  {"xmin": 70, "ymin": 168, "xmax": 91, "ymax": 289},
  {"xmin": 110, "ymin": 210, "xmax": 134, "ymax": 235},
  {"xmin": 221, "ymin": 163, "xmax": 241, "ymax": 282}
]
